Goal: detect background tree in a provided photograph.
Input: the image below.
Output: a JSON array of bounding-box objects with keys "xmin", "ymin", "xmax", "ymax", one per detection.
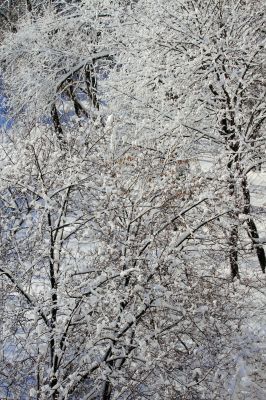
[{"xmin": 109, "ymin": 0, "xmax": 266, "ymax": 279}]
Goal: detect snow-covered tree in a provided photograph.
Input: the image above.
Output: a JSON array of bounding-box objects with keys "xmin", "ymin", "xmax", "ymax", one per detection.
[
  {"xmin": 109, "ymin": 0, "xmax": 266, "ymax": 278},
  {"xmin": 0, "ymin": 0, "xmax": 265, "ymax": 399}
]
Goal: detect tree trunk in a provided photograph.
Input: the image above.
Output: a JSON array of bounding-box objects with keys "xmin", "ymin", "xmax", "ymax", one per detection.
[
  {"xmin": 229, "ymin": 224, "xmax": 240, "ymax": 279},
  {"xmin": 51, "ymin": 104, "xmax": 63, "ymax": 141},
  {"xmin": 242, "ymin": 176, "xmax": 266, "ymax": 273}
]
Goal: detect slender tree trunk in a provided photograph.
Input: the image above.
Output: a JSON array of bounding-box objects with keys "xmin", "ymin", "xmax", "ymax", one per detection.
[
  {"xmin": 227, "ymin": 146, "xmax": 240, "ymax": 279},
  {"xmin": 48, "ymin": 212, "xmax": 59, "ymax": 399},
  {"xmin": 242, "ymin": 175, "xmax": 266, "ymax": 273},
  {"xmin": 67, "ymin": 84, "xmax": 88, "ymax": 118},
  {"xmin": 85, "ymin": 62, "xmax": 99, "ymax": 110},
  {"xmin": 51, "ymin": 104, "xmax": 63, "ymax": 141},
  {"xmin": 102, "ymin": 380, "xmax": 112, "ymax": 400},
  {"xmin": 229, "ymin": 224, "xmax": 240, "ymax": 279}
]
